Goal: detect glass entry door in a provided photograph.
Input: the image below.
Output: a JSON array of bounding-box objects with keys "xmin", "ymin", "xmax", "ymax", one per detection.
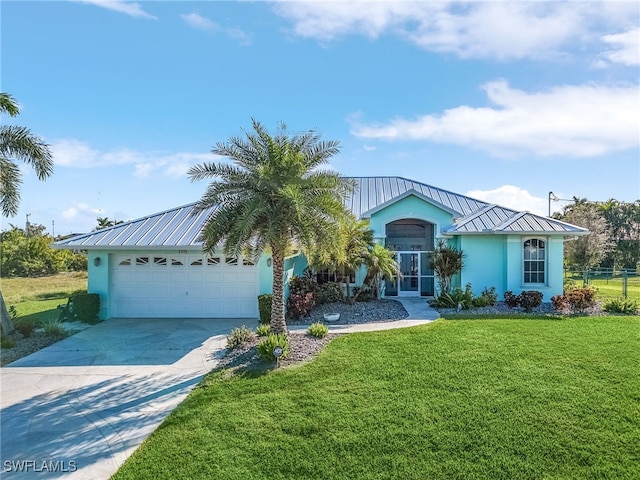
[
  {"xmin": 398, "ymin": 252, "xmax": 419, "ymax": 295},
  {"xmin": 385, "ymin": 251, "xmax": 435, "ymax": 297}
]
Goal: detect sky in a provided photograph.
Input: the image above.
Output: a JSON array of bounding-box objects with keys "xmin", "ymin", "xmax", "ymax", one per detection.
[{"xmin": 1, "ymin": 0, "xmax": 639, "ymax": 236}]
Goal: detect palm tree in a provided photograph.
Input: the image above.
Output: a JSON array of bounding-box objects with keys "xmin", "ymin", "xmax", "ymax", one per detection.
[
  {"xmin": 0, "ymin": 93, "xmax": 54, "ymax": 217},
  {"xmin": 354, "ymin": 243, "xmax": 401, "ymax": 301},
  {"xmin": 188, "ymin": 119, "xmax": 355, "ymax": 334},
  {"xmin": 311, "ymin": 216, "xmax": 374, "ymax": 303}
]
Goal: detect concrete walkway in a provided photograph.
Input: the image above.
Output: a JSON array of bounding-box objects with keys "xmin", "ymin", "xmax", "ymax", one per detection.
[{"xmin": 0, "ymin": 299, "xmax": 438, "ymax": 480}]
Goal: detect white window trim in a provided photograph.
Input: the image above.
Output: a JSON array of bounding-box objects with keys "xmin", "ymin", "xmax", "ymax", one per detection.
[{"xmin": 522, "ymin": 237, "xmax": 548, "ymax": 286}]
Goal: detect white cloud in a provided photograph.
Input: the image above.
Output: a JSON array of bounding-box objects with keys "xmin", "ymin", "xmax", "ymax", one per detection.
[
  {"xmin": 62, "ymin": 201, "xmax": 101, "ymax": 220},
  {"xmin": 73, "ymin": 0, "xmax": 157, "ymax": 20},
  {"xmin": 181, "ymin": 12, "xmax": 218, "ymax": 31},
  {"xmin": 599, "ymin": 28, "xmax": 640, "ymax": 66},
  {"xmin": 272, "ymin": 0, "xmax": 638, "ymax": 62},
  {"xmin": 466, "ymin": 185, "xmax": 548, "ymax": 216},
  {"xmin": 181, "ymin": 11, "xmax": 252, "ymax": 45},
  {"xmin": 351, "ymin": 80, "xmax": 640, "ymax": 158},
  {"xmin": 51, "ymin": 139, "xmax": 214, "ymax": 177}
]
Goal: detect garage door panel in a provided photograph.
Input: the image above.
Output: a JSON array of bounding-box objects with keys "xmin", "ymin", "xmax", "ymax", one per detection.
[{"xmin": 112, "ymin": 254, "xmax": 259, "ymax": 318}]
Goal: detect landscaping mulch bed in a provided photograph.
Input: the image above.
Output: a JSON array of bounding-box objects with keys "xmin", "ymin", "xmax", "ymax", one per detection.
[
  {"xmin": 1, "ymin": 331, "xmax": 68, "ymax": 366},
  {"xmin": 215, "ymin": 332, "xmax": 339, "ymax": 375}
]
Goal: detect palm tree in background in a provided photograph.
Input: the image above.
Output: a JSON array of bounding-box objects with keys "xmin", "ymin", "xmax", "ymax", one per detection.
[
  {"xmin": 188, "ymin": 119, "xmax": 354, "ymax": 334},
  {"xmin": 0, "ymin": 93, "xmax": 54, "ymax": 217}
]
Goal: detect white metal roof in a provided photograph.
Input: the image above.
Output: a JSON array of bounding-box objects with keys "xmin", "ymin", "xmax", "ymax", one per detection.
[{"xmin": 53, "ymin": 176, "xmax": 587, "ymax": 249}]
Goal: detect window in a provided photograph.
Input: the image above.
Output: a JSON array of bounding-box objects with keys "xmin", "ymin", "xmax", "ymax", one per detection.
[
  {"xmin": 118, "ymin": 258, "xmax": 131, "ymax": 266},
  {"xmin": 315, "ymin": 269, "xmax": 355, "ymax": 284},
  {"xmin": 190, "ymin": 259, "xmax": 203, "ymax": 266},
  {"xmin": 207, "ymin": 257, "xmax": 220, "ymax": 266},
  {"xmin": 225, "ymin": 256, "xmax": 238, "ymax": 266},
  {"xmin": 524, "ymin": 239, "xmax": 546, "ymax": 284},
  {"xmin": 136, "ymin": 256, "xmax": 149, "ymax": 265},
  {"xmin": 154, "ymin": 257, "xmax": 167, "ymax": 266}
]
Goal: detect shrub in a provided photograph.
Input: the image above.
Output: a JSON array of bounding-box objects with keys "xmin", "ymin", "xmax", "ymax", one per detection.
[
  {"xmin": 257, "ymin": 294, "xmax": 272, "ymax": 325},
  {"xmin": 71, "ymin": 293, "xmax": 100, "ymax": 322},
  {"xmin": 430, "ymin": 284, "xmax": 474, "ymax": 309},
  {"xmin": 257, "ymin": 333, "xmax": 289, "ymax": 362},
  {"xmin": 15, "ymin": 319, "xmax": 35, "ymax": 338},
  {"xmin": 603, "ymin": 297, "xmax": 639, "ymax": 314},
  {"xmin": 551, "ymin": 294, "xmax": 568, "ymax": 312},
  {"xmin": 286, "ymin": 292, "xmax": 315, "ymax": 320},
  {"xmin": 256, "ymin": 324, "xmax": 271, "ymax": 337},
  {"xmin": 42, "ymin": 318, "xmax": 68, "ymax": 338},
  {"xmin": 1, "ymin": 335, "xmax": 15, "ymax": 349},
  {"xmin": 479, "ymin": 287, "xmax": 498, "ymax": 306},
  {"xmin": 318, "ymin": 282, "xmax": 343, "ymax": 304},
  {"xmin": 289, "ymin": 275, "xmax": 320, "ymax": 297},
  {"xmin": 308, "ymin": 322, "xmax": 329, "ymax": 338},
  {"xmin": 504, "ymin": 291, "xmax": 521, "ymax": 308},
  {"xmin": 227, "ymin": 325, "xmax": 254, "ymax": 350},
  {"xmin": 565, "ymin": 288, "xmax": 597, "ymax": 313},
  {"xmin": 552, "ymin": 287, "xmax": 598, "ymax": 314},
  {"xmin": 520, "ymin": 291, "xmax": 543, "ymax": 312}
]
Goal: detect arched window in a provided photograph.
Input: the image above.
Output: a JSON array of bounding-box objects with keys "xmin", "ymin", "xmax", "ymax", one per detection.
[{"xmin": 524, "ymin": 238, "xmax": 546, "ymax": 284}]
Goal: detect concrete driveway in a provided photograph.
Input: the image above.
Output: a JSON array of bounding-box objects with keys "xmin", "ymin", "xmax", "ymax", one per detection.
[{"xmin": 0, "ymin": 317, "xmax": 250, "ymax": 479}]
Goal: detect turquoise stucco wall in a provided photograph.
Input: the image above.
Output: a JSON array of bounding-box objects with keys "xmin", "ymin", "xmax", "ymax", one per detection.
[
  {"xmin": 458, "ymin": 235, "xmax": 506, "ymax": 296},
  {"xmin": 87, "ymin": 251, "xmax": 110, "ymax": 320},
  {"xmin": 449, "ymin": 234, "xmax": 565, "ymax": 301},
  {"xmin": 368, "ymin": 194, "xmax": 454, "ymax": 242},
  {"xmin": 505, "ymin": 235, "xmax": 564, "ymax": 300}
]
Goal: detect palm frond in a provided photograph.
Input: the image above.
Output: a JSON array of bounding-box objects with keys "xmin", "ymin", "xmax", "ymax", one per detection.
[
  {"xmin": 0, "ymin": 157, "xmax": 22, "ymax": 216},
  {"xmin": 0, "ymin": 126, "xmax": 53, "ymax": 180}
]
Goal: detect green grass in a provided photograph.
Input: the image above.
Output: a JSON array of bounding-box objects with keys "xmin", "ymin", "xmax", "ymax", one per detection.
[
  {"xmin": 1, "ymin": 272, "xmax": 87, "ymax": 324},
  {"xmin": 565, "ymin": 272, "xmax": 640, "ymax": 300},
  {"xmin": 112, "ymin": 316, "xmax": 639, "ymax": 480}
]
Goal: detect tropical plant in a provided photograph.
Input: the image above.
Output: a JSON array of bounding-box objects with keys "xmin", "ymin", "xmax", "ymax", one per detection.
[
  {"xmin": 353, "ymin": 243, "xmax": 401, "ymax": 302},
  {"xmin": 256, "ymin": 324, "xmax": 271, "ymax": 337},
  {"xmin": 603, "ymin": 297, "xmax": 638, "ymax": 314},
  {"xmin": 226, "ymin": 325, "xmax": 254, "ymax": 350},
  {"xmin": 307, "ymin": 322, "xmax": 329, "ymax": 338},
  {"xmin": 0, "ymin": 92, "xmax": 54, "ymax": 217},
  {"xmin": 429, "ymin": 239, "xmax": 464, "ymax": 295},
  {"xmin": 42, "ymin": 318, "xmax": 67, "ymax": 338},
  {"xmin": 188, "ymin": 119, "xmax": 354, "ymax": 334},
  {"xmin": 311, "ymin": 216, "xmax": 373, "ymax": 304},
  {"xmin": 257, "ymin": 333, "xmax": 290, "ymax": 362}
]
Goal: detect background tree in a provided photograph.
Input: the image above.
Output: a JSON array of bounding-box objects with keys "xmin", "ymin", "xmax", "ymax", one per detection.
[
  {"xmin": 599, "ymin": 199, "xmax": 640, "ymax": 269},
  {"xmin": 0, "ymin": 93, "xmax": 54, "ymax": 216},
  {"xmin": 430, "ymin": 239, "xmax": 465, "ymax": 295},
  {"xmin": 188, "ymin": 119, "xmax": 354, "ymax": 334},
  {"xmin": 561, "ymin": 199, "xmax": 613, "ymax": 274},
  {"xmin": 94, "ymin": 217, "xmax": 124, "ymax": 231},
  {"xmin": 0, "ymin": 224, "xmax": 86, "ymax": 277}
]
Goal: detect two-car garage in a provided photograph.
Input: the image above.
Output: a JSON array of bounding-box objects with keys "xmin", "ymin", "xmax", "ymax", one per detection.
[{"xmin": 110, "ymin": 253, "xmax": 259, "ymax": 318}]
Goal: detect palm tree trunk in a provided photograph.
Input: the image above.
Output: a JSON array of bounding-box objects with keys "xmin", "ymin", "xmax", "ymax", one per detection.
[
  {"xmin": 270, "ymin": 245, "xmax": 288, "ymax": 335},
  {"xmin": 0, "ymin": 291, "xmax": 15, "ymax": 335}
]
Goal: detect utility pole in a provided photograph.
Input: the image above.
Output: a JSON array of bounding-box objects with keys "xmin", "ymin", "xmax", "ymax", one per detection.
[
  {"xmin": 52, "ymin": 220, "xmax": 55, "ymax": 237},
  {"xmin": 25, "ymin": 213, "xmax": 31, "ymax": 235}
]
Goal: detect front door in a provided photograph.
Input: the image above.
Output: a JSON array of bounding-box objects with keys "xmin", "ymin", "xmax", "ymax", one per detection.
[
  {"xmin": 384, "ymin": 251, "xmax": 435, "ymax": 297},
  {"xmin": 398, "ymin": 252, "xmax": 420, "ymax": 296}
]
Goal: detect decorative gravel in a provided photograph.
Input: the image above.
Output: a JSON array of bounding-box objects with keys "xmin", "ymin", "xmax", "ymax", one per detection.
[
  {"xmin": 1, "ymin": 331, "xmax": 69, "ymax": 366},
  {"xmin": 288, "ymin": 299, "xmax": 409, "ymax": 326},
  {"xmin": 215, "ymin": 332, "xmax": 339, "ymax": 374}
]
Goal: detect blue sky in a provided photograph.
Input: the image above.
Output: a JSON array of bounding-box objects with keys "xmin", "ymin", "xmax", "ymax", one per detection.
[{"xmin": 2, "ymin": 0, "xmax": 639, "ymax": 235}]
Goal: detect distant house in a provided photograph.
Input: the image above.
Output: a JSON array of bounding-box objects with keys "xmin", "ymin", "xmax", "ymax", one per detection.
[{"xmin": 53, "ymin": 177, "xmax": 587, "ymax": 319}]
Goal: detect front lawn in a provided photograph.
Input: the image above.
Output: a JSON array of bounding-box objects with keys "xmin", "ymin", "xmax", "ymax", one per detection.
[
  {"xmin": 113, "ymin": 317, "xmax": 639, "ymax": 480},
  {"xmin": 1, "ymin": 272, "xmax": 87, "ymax": 323}
]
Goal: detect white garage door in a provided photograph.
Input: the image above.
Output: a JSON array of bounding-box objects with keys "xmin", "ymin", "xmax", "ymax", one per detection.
[{"xmin": 111, "ymin": 253, "xmax": 259, "ymax": 318}]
